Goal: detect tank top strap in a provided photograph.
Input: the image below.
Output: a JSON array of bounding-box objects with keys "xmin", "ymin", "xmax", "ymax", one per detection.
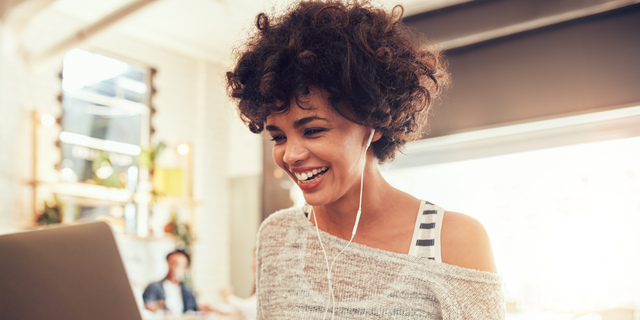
[
  {"xmin": 407, "ymin": 200, "xmax": 444, "ymax": 261},
  {"xmin": 303, "ymin": 202, "xmax": 444, "ymax": 261}
]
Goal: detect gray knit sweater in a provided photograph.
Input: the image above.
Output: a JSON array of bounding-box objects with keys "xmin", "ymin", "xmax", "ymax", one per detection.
[{"xmin": 256, "ymin": 207, "xmax": 506, "ymax": 319}]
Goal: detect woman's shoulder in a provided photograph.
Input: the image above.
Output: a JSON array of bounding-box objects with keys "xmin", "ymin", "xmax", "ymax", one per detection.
[
  {"xmin": 256, "ymin": 206, "xmax": 311, "ymax": 256},
  {"xmin": 258, "ymin": 206, "xmax": 307, "ymax": 233},
  {"xmin": 441, "ymin": 210, "xmax": 497, "ymax": 273}
]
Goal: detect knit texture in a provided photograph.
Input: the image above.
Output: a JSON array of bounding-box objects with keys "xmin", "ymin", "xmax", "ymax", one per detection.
[{"xmin": 256, "ymin": 207, "xmax": 506, "ymax": 320}]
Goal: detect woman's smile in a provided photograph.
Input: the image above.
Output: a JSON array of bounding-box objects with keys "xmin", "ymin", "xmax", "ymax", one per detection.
[
  {"xmin": 290, "ymin": 166, "xmax": 330, "ymax": 191},
  {"xmin": 293, "ymin": 166, "xmax": 329, "ymax": 183}
]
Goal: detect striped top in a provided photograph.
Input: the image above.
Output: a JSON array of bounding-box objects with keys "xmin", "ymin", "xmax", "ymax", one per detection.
[
  {"xmin": 304, "ymin": 200, "xmax": 444, "ymax": 261},
  {"xmin": 408, "ymin": 201, "xmax": 444, "ymax": 261}
]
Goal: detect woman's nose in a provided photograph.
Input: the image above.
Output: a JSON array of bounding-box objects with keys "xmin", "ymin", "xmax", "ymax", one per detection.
[{"xmin": 283, "ymin": 140, "xmax": 309, "ymax": 164}]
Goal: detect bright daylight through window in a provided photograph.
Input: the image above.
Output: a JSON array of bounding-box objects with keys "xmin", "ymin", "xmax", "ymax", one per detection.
[
  {"xmin": 59, "ymin": 49, "xmax": 151, "ymax": 224},
  {"xmin": 382, "ymin": 135, "xmax": 640, "ymax": 317}
]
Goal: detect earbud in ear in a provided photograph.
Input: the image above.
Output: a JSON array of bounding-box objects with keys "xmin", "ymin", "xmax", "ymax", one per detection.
[{"xmin": 365, "ymin": 129, "xmax": 375, "ymax": 148}]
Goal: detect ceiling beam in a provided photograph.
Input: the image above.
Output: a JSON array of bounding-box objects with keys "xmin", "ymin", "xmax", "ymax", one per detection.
[
  {"xmin": 439, "ymin": 0, "xmax": 640, "ymax": 51},
  {"xmin": 2, "ymin": 0, "xmax": 57, "ymax": 33},
  {"xmin": 22, "ymin": 0, "xmax": 159, "ymax": 67},
  {"xmin": 403, "ymin": 0, "xmax": 475, "ymax": 17}
]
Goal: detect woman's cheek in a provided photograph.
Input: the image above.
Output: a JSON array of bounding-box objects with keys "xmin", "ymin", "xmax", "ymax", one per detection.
[{"xmin": 272, "ymin": 147, "xmax": 285, "ymax": 169}]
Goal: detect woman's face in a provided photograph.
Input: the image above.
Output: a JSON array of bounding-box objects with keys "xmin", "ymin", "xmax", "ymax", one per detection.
[{"xmin": 265, "ymin": 87, "xmax": 371, "ymax": 206}]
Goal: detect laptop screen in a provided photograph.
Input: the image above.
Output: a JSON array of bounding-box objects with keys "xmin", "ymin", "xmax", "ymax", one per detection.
[{"xmin": 0, "ymin": 221, "xmax": 143, "ymax": 320}]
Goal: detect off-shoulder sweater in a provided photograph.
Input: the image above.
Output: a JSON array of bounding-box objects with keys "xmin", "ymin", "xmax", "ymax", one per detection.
[{"xmin": 256, "ymin": 207, "xmax": 506, "ymax": 319}]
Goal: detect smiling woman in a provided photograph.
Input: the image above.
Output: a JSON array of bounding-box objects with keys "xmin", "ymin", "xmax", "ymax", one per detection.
[
  {"xmin": 265, "ymin": 87, "xmax": 374, "ymax": 202},
  {"xmin": 226, "ymin": 1, "xmax": 504, "ymax": 319}
]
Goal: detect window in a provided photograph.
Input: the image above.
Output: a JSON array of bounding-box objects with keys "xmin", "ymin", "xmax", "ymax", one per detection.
[
  {"xmin": 382, "ymin": 135, "xmax": 640, "ymax": 315},
  {"xmin": 58, "ymin": 49, "xmax": 153, "ymax": 228}
]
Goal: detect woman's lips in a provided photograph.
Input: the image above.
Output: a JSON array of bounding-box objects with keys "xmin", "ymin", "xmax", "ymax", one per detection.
[{"xmin": 292, "ymin": 167, "xmax": 329, "ymax": 191}]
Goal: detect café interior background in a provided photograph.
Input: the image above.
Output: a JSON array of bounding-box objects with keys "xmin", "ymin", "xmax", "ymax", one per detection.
[{"xmin": 1, "ymin": 0, "xmax": 639, "ymax": 318}]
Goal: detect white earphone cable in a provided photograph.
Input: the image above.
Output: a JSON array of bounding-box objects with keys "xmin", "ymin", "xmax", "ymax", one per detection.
[{"xmin": 313, "ymin": 129, "xmax": 374, "ymax": 320}]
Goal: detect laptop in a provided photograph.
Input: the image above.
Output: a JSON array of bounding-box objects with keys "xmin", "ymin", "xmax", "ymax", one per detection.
[{"xmin": 0, "ymin": 221, "xmax": 143, "ymax": 320}]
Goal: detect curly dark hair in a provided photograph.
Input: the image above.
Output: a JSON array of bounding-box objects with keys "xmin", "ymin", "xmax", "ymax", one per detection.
[{"xmin": 226, "ymin": 0, "xmax": 449, "ymax": 162}]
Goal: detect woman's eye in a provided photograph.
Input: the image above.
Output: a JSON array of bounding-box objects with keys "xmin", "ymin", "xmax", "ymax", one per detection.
[
  {"xmin": 304, "ymin": 128, "xmax": 326, "ymax": 136},
  {"xmin": 270, "ymin": 135, "xmax": 286, "ymax": 143}
]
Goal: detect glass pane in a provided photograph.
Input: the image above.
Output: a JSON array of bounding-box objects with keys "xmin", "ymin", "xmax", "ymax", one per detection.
[
  {"xmin": 61, "ymin": 95, "xmax": 142, "ymax": 145},
  {"xmin": 60, "ymin": 143, "xmax": 138, "ymax": 187},
  {"xmin": 62, "ymin": 49, "xmax": 148, "ymax": 103},
  {"xmin": 59, "ymin": 49, "xmax": 150, "ymax": 191}
]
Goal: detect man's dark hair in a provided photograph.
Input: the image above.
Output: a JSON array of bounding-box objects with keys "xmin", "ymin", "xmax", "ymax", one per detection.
[{"xmin": 166, "ymin": 249, "xmax": 190, "ymax": 266}]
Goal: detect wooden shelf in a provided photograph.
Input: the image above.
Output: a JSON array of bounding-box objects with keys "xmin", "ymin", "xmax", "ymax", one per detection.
[
  {"xmin": 52, "ymin": 182, "xmax": 133, "ymax": 204},
  {"xmin": 51, "ymin": 182, "xmax": 200, "ymax": 207}
]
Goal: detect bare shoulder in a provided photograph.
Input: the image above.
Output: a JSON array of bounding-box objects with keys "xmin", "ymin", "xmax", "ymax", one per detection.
[{"xmin": 441, "ymin": 211, "xmax": 497, "ymax": 273}]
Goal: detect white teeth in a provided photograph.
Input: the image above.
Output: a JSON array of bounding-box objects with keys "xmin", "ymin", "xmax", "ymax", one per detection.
[{"xmin": 294, "ymin": 167, "xmax": 328, "ymax": 182}]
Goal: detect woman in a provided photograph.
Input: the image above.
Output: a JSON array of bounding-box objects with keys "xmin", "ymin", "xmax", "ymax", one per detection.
[{"xmin": 226, "ymin": 1, "xmax": 504, "ymax": 319}]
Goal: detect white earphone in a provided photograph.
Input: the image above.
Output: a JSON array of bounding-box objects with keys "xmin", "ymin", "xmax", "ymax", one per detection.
[
  {"xmin": 313, "ymin": 128, "xmax": 375, "ymax": 320},
  {"xmin": 352, "ymin": 128, "xmax": 375, "ymax": 236},
  {"xmin": 365, "ymin": 128, "xmax": 375, "ymax": 148}
]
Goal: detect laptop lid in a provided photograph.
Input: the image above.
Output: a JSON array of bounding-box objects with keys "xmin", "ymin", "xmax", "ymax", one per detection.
[{"xmin": 0, "ymin": 221, "xmax": 143, "ymax": 320}]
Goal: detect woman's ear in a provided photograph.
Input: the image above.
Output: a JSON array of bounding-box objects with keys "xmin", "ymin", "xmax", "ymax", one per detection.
[{"xmin": 372, "ymin": 130, "xmax": 383, "ymax": 143}]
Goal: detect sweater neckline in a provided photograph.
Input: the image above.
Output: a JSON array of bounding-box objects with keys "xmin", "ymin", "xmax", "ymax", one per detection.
[{"xmin": 292, "ymin": 205, "xmax": 502, "ymax": 284}]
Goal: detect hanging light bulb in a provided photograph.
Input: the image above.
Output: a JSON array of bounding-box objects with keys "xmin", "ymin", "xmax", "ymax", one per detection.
[
  {"xmin": 177, "ymin": 143, "xmax": 190, "ymax": 155},
  {"xmin": 40, "ymin": 114, "xmax": 56, "ymax": 127}
]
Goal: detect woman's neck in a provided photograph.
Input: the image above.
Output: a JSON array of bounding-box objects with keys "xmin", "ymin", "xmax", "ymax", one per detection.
[{"xmin": 313, "ymin": 165, "xmax": 407, "ymax": 240}]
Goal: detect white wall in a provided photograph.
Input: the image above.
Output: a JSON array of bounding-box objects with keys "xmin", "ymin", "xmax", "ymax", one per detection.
[
  {"xmin": 0, "ymin": 14, "xmax": 263, "ymax": 306},
  {"xmin": 0, "ymin": 21, "xmax": 62, "ymax": 233},
  {"xmin": 0, "ymin": 23, "xmax": 21, "ymax": 234},
  {"xmin": 227, "ymin": 106, "xmax": 262, "ymax": 298}
]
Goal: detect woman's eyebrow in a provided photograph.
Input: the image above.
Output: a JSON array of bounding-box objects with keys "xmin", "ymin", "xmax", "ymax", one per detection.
[
  {"xmin": 293, "ymin": 116, "xmax": 328, "ymax": 128},
  {"xmin": 265, "ymin": 124, "xmax": 280, "ymax": 132},
  {"xmin": 266, "ymin": 116, "xmax": 329, "ymax": 132}
]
